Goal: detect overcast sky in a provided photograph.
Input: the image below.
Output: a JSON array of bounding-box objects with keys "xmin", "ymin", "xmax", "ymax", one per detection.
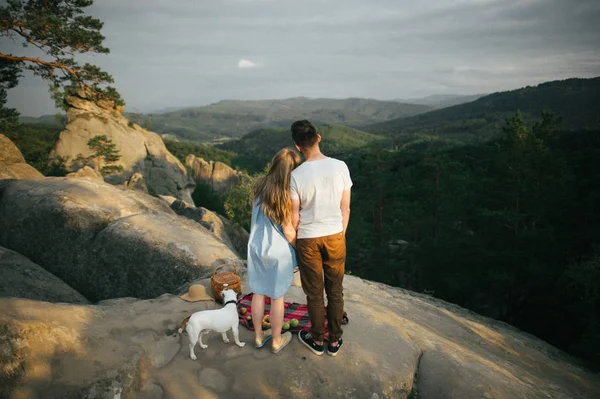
[{"xmin": 4, "ymin": 0, "xmax": 600, "ymax": 116}]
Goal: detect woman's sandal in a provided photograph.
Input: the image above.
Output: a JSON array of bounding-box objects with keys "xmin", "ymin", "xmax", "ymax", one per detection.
[
  {"xmin": 255, "ymin": 329, "xmax": 272, "ymax": 348},
  {"xmin": 271, "ymin": 331, "xmax": 292, "ymax": 354}
]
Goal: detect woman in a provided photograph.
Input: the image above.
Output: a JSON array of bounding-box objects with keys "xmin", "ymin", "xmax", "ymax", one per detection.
[{"xmin": 248, "ymin": 148, "xmax": 301, "ymax": 353}]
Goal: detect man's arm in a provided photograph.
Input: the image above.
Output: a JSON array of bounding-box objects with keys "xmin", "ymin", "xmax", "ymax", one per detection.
[{"xmin": 341, "ymin": 189, "xmax": 351, "ymax": 236}]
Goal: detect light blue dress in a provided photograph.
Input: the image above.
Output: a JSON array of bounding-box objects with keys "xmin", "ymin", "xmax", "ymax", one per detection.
[{"xmin": 247, "ymin": 201, "xmax": 297, "ymax": 299}]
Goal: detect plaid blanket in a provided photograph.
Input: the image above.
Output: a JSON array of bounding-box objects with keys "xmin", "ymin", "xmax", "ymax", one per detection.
[{"xmin": 237, "ymin": 293, "xmax": 348, "ymax": 341}]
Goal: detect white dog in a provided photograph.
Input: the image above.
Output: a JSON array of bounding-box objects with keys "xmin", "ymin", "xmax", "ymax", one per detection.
[{"xmin": 178, "ymin": 288, "xmax": 246, "ymax": 360}]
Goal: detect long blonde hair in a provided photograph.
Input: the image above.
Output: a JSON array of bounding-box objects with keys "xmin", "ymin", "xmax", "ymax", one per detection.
[{"xmin": 253, "ymin": 148, "xmax": 301, "ymax": 225}]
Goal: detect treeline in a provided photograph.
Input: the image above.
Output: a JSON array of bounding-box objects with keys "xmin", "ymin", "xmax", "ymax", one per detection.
[
  {"xmin": 4, "ymin": 124, "xmax": 68, "ymax": 176},
  {"xmin": 344, "ymin": 112, "xmax": 600, "ymax": 367}
]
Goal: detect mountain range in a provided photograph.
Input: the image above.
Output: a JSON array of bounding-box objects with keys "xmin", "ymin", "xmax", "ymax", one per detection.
[
  {"xmin": 392, "ymin": 94, "xmax": 486, "ymax": 108},
  {"xmin": 365, "ymin": 77, "xmax": 600, "ymax": 144},
  {"xmin": 138, "ymin": 97, "xmax": 432, "ymax": 142}
]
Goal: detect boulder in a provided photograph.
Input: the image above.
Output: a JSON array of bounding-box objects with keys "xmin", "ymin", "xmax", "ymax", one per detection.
[
  {"xmin": 126, "ymin": 172, "xmax": 148, "ymax": 193},
  {"xmin": 218, "ymin": 214, "xmax": 250, "ymax": 258},
  {"xmin": 49, "ymin": 92, "xmax": 195, "ymax": 203},
  {"xmin": 0, "ymin": 178, "xmax": 242, "ymax": 302},
  {"xmin": 0, "ymin": 134, "xmax": 44, "ymax": 180},
  {"xmin": 66, "ymin": 165, "xmax": 104, "ymax": 182},
  {"xmin": 0, "ymin": 246, "xmax": 88, "ymax": 304},
  {"xmin": 185, "ymin": 155, "xmax": 243, "ymax": 193},
  {"xmin": 1, "ymin": 276, "xmax": 600, "ymax": 399},
  {"xmin": 0, "ymin": 134, "xmax": 25, "ymax": 165},
  {"xmin": 158, "ymin": 195, "xmax": 178, "ymax": 206},
  {"xmin": 168, "ymin": 199, "xmax": 248, "ymax": 257}
]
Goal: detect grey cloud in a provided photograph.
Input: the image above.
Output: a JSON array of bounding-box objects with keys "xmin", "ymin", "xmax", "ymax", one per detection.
[{"xmin": 5, "ymin": 0, "xmax": 600, "ymax": 115}]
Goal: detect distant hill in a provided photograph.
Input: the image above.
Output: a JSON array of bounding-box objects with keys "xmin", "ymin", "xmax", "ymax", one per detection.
[
  {"xmin": 140, "ymin": 97, "xmax": 431, "ymax": 142},
  {"xmin": 20, "ymin": 115, "xmax": 63, "ymax": 126},
  {"xmin": 216, "ymin": 124, "xmax": 384, "ymax": 173},
  {"xmin": 366, "ymin": 77, "xmax": 600, "ymax": 143},
  {"xmin": 397, "ymin": 94, "xmax": 486, "ymax": 108}
]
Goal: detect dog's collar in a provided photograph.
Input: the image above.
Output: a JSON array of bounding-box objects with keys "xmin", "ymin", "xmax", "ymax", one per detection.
[{"xmin": 223, "ymin": 300, "xmax": 237, "ymax": 306}]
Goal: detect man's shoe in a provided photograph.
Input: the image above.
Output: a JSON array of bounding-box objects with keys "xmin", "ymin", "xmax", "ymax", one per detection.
[
  {"xmin": 298, "ymin": 331, "xmax": 324, "ymax": 356},
  {"xmin": 327, "ymin": 338, "xmax": 343, "ymax": 357}
]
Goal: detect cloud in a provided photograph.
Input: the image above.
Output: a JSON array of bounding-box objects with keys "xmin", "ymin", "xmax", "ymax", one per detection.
[
  {"xmin": 238, "ymin": 59, "xmax": 258, "ymax": 69},
  {"xmin": 5, "ymin": 0, "xmax": 600, "ymax": 116}
]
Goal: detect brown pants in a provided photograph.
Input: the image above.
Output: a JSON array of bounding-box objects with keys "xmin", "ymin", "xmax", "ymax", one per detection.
[{"xmin": 296, "ymin": 232, "xmax": 346, "ymax": 342}]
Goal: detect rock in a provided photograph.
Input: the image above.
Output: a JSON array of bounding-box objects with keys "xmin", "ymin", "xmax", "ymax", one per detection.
[
  {"xmin": 49, "ymin": 92, "xmax": 195, "ymax": 203},
  {"xmin": 158, "ymin": 195, "xmax": 178, "ymax": 206},
  {"xmin": 126, "ymin": 172, "xmax": 148, "ymax": 193},
  {"xmin": 198, "ymin": 368, "xmax": 229, "ymax": 393},
  {"xmin": 0, "ymin": 246, "xmax": 89, "ymax": 304},
  {"xmin": 0, "ymin": 162, "xmax": 45, "ymax": 180},
  {"xmin": 0, "ymin": 134, "xmax": 44, "ymax": 180},
  {"xmin": 66, "ymin": 165, "xmax": 104, "ymax": 182},
  {"xmin": 0, "ymin": 178, "xmax": 242, "ymax": 301},
  {"xmin": 185, "ymin": 155, "xmax": 243, "ymax": 193},
  {"xmin": 218, "ymin": 214, "xmax": 250, "ymax": 257},
  {"xmin": 1, "ymin": 276, "xmax": 599, "ymax": 399},
  {"xmin": 0, "ymin": 134, "xmax": 26, "ymax": 165},
  {"xmin": 168, "ymin": 199, "xmax": 248, "ymax": 257},
  {"xmin": 92, "ymin": 212, "xmax": 242, "ymax": 299}
]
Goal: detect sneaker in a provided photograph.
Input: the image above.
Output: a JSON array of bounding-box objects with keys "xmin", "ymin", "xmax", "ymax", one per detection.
[
  {"xmin": 255, "ymin": 329, "xmax": 272, "ymax": 348},
  {"xmin": 271, "ymin": 331, "xmax": 292, "ymax": 354},
  {"xmin": 327, "ymin": 338, "xmax": 343, "ymax": 357},
  {"xmin": 298, "ymin": 331, "xmax": 324, "ymax": 356}
]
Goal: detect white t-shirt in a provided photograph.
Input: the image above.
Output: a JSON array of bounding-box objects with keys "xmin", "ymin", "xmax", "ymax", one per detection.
[{"xmin": 290, "ymin": 157, "xmax": 353, "ymax": 239}]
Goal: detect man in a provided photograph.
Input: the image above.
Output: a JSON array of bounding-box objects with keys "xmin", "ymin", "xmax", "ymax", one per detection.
[{"xmin": 290, "ymin": 120, "xmax": 352, "ymax": 356}]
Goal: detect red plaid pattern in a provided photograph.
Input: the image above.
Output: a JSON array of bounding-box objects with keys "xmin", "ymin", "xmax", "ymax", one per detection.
[{"xmin": 237, "ymin": 293, "xmax": 348, "ymax": 341}]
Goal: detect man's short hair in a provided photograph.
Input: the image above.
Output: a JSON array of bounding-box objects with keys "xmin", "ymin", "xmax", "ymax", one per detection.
[{"xmin": 291, "ymin": 120, "xmax": 319, "ymax": 148}]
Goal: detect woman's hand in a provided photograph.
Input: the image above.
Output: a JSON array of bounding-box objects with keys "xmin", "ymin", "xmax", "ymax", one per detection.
[{"xmin": 282, "ymin": 221, "xmax": 297, "ymax": 248}]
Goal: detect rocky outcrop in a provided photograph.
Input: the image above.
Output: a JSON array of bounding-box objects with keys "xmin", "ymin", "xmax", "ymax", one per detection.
[
  {"xmin": 0, "ymin": 178, "xmax": 242, "ymax": 302},
  {"xmin": 218, "ymin": 214, "xmax": 250, "ymax": 258},
  {"xmin": 66, "ymin": 165, "xmax": 103, "ymax": 182},
  {"xmin": 168, "ymin": 199, "xmax": 249, "ymax": 257},
  {"xmin": 49, "ymin": 91, "xmax": 195, "ymax": 203},
  {"xmin": 1, "ymin": 276, "xmax": 599, "ymax": 398},
  {"xmin": 0, "ymin": 246, "xmax": 88, "ymax": 304},
  {"xmin": 185, "ymin": 155, "xmax": 243, "ymax": 193},
  {"xmin": 0, "ymin": 134, "xmax": 44, "ymax": 180},
  {"xmin": 126, "ymin": 172, "xmax": 148, "ymax": 193}
]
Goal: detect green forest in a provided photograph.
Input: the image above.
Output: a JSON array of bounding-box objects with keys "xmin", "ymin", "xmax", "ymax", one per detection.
[
  {"xmin": 345, "ymin": 113, "xmax": 600, "ymax": 368},
  {"xmin": 6, "ymin": 76, "xmax": 600, "ymax": 368}
]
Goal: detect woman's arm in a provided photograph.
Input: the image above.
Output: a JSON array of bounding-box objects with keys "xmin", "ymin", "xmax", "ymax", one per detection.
[{"xmin": 282, "ymin": 219, "xmax": 297, "ymax": 248}]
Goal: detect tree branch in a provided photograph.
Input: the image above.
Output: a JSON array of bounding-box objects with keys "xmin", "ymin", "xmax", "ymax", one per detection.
[{"xmin": 0, "ymin": 54, "xmax": 78, "ymax": 77}]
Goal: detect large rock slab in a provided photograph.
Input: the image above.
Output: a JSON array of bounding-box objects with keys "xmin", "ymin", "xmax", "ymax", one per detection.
[
  {"xmin": 1, "ymin": 276, "xmax": 599, "ymax": 399},
  {"xmin": 0, "ymin": 134, "xmax": 44, "ymax": 180},
  {"xmin": 168, "ymin": 198, "xmax": 249, "ymax": 258},
  {"xmin": 49, "ymin": 92, "xmax": 195, "ymax": 203},
  {"xmin": 0, "ymin": 246, "xmax": 88, "ymax": 304},
  {"xmin": 66, "ymin": 165, "xmax": 103, "ymax": 182},
  {"xmin": 0, "ymin": 178, "xmax": 241, "ymax": 302}
]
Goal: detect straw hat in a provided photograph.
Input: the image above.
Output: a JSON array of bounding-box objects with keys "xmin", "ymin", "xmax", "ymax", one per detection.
[{"xmin": 179, "ymin": 284, "xmax": 215, "ymax": 302}]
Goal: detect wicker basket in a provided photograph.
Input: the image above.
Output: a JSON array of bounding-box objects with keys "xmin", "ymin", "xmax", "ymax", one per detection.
[{"xmin": 211, "ymin": 263, "xmax": 241, "ymax": 302}]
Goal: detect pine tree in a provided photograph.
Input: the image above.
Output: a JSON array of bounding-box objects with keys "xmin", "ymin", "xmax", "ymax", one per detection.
[
  {"xmin": 86, "ymin": 135, "xmax": 123, "ymax": 175},
  {"xmin": 0, "ymin": 0, "xmax": 124, "ymax": 114}
]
